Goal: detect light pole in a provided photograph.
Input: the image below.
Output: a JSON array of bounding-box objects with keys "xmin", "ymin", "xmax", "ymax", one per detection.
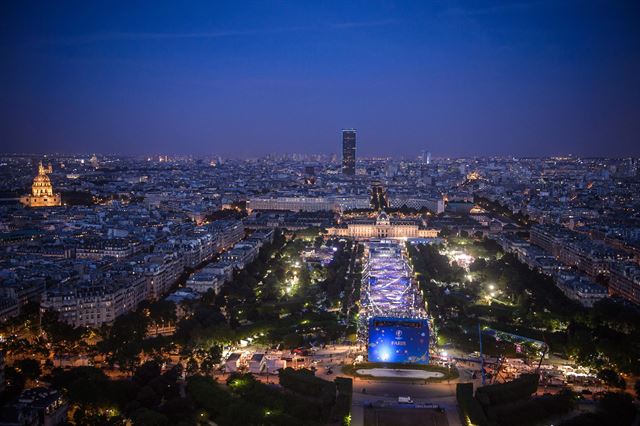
[{"xmin": 478, "ymin": 323, "xmax": 486, "ymax": 386}]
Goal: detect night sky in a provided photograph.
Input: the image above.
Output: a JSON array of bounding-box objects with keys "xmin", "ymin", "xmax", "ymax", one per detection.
[{"xmin": 1, "ymin": 1, "xmax": 639, "ymax": 157}]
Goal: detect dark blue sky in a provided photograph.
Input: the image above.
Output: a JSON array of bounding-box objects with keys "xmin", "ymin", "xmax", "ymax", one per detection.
[{"xmin": 1, "ymin": 1, "xmax": 639, "ymax": 157}]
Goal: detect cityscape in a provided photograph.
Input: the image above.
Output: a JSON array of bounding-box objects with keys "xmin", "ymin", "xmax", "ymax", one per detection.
[{"xmin": 1, "ymin": 2, "xmax": 640, "ymax": 426}]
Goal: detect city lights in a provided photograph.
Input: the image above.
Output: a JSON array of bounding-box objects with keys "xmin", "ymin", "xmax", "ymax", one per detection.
[{"xmin": 3, "ymin": 1, "xmax": 639, "ymax": 423}]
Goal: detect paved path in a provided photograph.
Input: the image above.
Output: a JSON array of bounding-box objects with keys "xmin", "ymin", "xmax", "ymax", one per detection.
[
  {"xmin": 350, "ymin": 377, "xmax": 461, "ymax": 426},
  {"xmin": 352, "ymin": 390, "xmax": 461, "ymax": 426},
  {"xmin": 355, "ymin": 367, "xmax": 445, "ymax": 379}
]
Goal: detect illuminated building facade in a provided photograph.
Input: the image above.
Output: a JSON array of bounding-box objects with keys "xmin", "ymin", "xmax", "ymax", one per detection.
[
  {"xmin": 328, "ymin": 211, "xmax": 438, "ymax": 240},
  {"xmin": 20, "ymin": 162, "xmax": 62, "ymax": 207}
]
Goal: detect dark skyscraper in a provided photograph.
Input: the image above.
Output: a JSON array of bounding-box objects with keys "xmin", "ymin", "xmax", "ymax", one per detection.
[{"xmin": 342, "ymin": 129, "xmax": 356, "ymax": 176}]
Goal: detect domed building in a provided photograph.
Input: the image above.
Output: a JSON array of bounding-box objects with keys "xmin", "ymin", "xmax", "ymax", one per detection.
[{"xmin": 20, "ymin": 162, "xmax": 62, "ymax": 207}]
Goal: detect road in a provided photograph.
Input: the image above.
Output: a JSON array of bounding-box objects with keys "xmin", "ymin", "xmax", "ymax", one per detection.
[{"xmin": 349, "ymin": 379, "xmax": 461, "ymax": 426}]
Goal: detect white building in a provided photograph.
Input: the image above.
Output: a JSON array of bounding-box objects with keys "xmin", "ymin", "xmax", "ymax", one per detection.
[
  {"xmin": 220, "ymin": 242, "xmax": 259, "ymax": 269},
  {"xmin": 328, "ymin": 212, "xmax": 439, "ymax": 240},
  {"xmin": 132, "ymin": 254, "xmax": 184, "ymax": 300},
  {"xmin": 76, "ymin": 239, "xmax": 138, "ymax": 260},
  {"xmin": 247, "ymin": 196, "xmax": 335, "ymax": 212},
  {"xmin": 40, "ymin": 274, "xmax": 147, "ymax": 328},
  {"xmin": 208, "ymin": 220, "xmax": 245, "ymax": 251},
  {"xmin": 249, "ymin": 353, "xmax": 266, "ymax": 373},
  {"xmin": 186, "ymin": 271, "xmax": 223, "ymax": 294},
  {"xmin": 225, "ymin": 353, "xmax": 242, "ymax": 372},
  {"xmin": 554, "ymin": 273, "xmax": 607, "ymax": 308},
  {"xmin": 246, "ymin": 196, "xmax": 370, "ymax": 213}
]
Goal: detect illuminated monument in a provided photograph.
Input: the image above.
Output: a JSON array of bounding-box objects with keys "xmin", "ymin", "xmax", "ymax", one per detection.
[
  {"xmin": 327, "ymin": 211, "xmax": 438, "ymax": 239},
  {"xmin": 20, "ymin": 162, "xmax": 62, "ymax": 207}
]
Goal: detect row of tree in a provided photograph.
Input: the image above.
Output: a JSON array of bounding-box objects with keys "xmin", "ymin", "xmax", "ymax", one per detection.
[{"xmin": 408, "ymin": 241, "xmax": 640, "ymax": 376}]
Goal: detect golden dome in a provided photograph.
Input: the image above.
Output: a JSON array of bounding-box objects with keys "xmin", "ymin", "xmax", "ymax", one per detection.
[
  {"xmin": 33, "ymin": 173, "xmax": 52, "ymax": 185},
  {"xmin": 20, "ymin": 161, "xmax": 61, "ymax": 207}
]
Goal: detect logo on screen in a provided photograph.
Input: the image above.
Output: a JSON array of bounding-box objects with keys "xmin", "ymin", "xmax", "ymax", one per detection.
[{"xmin": 395, "ymin": 329, "xmax": 403, "ymax": 339}]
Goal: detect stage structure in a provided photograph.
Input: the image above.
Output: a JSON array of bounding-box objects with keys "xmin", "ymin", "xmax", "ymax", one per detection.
[
  {"xmin": 358, "ymin": 240, "xmax": 430, "ymax": 364},
  {"xmin": 368, "ymin": 317, "xmax": 430, "ymax": 364}
]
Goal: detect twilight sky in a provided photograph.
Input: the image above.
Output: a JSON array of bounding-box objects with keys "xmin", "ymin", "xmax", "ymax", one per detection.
[{"xmin": 1, "ymin": 1, "xmax": 639, "ymax": 158}]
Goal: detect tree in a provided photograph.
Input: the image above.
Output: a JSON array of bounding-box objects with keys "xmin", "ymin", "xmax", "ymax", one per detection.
[
  {"xmin": 49, "ymin": 366, "xmax": 116, "ymax": 409},
  {"xmin": 598, "ymin": 392, "xmax": 637, "ymax": 426},
  {"xmin": 597, "ymin": 369, "xmax": 626, "ymax": 390},
  {"xmin": 146, "ymin": 300, "xmax": 177, "ymax": 328},
  {"xmin": 2, "ymin": 367, "xmax": 26, "ymax": 402},
  {"xmin": 282, "ymin": 333, "xmax": 303, "ymax": 349},
  {"xmin": 161, "ymin": 397, "xmax": 195, "ymax": 425},
  {"xmin": 41, "ymin": 309, "xmax": 84, "ymax": 352},
  {"xmin": 208, "ymin": 344, "xmax": 223, "ymax": 365},
  {"xmin": 132, "ymin": 408, "xmax": 169, "ymax": 426},
  {"xmin": 136, "ymin": 385, "xmax": 161, "ymax": 409},
  {"xmin": 470, "ymin": 258, "xmax": 487, "ymax": 272},
  {"xmin": 98, "ymin": 311, "xmax": 149, "ymax": 372},
  {"xmin": 200, "ymin": 289, "xmax": 216, "ymax": 306},
  {"xmin": 133, "ymin": 361, "xmax": 161, "ymax": 386},
  {"xmin": 67, "ymin": 376, "xmax": 109, "ymax": 408},
  {"xmin": 200, "ymin": 358, "xmax": 214, "ymax": 375},
  {"xmin": 187, "ymin": 375, "xmax": 231, "ymax": 419},
  {"xmin": 15, "ymin": 358, "xmax": 41, "ymax": 380},
  {"xmin": 214, "ymin": 400, "xmax": 263, "ymax": 425},
  {"xmin": 73, "ymin": 408, "xmax": 127, "ymax": 426},
  {"xmin": 186, "ymin": 358, "xmax": 199, "ymax": 376}
]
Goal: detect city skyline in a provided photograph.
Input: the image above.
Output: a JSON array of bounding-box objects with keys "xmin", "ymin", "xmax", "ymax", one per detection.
[
  {"xmin": 2, "ymin": 1, "xmax": 640, "ymax": 157},
  {"xmin": 1, "ymin": 150, "xmax": 639, "ymax": 425},
  {"xmin": 4, "ymin": 150, "xmax": 639, "ymax": 161},
  {"xmin": 1, "ymin": 2, "xmax": 640, "ymax": 425}
]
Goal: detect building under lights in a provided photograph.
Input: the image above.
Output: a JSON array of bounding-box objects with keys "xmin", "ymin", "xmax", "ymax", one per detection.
[
  {"xmin": 20, "ymin": 162, "xmax": 62, "ymax": 207},
  {"xmin": 327, "ymin": 211, "xmax": 438, "ymax": 240}
]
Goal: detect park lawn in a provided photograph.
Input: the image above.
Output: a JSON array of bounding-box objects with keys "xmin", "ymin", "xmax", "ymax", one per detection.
[{"xmin": 341, "ymin": 362, "xmax": 459, "ymax": 382}]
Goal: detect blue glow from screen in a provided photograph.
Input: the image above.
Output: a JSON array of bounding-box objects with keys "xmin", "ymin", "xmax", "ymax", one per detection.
[{"xmin": 368, "ymin": 316, "xmax": 429, "ymax": 364}]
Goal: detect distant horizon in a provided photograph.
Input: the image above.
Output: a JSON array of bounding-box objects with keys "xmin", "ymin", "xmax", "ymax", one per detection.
[{"xmin": 1, "ymin": 151, "xmax": 637, "ymax": 161}]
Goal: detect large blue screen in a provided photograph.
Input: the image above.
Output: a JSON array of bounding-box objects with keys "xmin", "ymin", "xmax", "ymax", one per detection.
[{"xmin": 368, "ymin": 317, "xmax": 429, "ymax": 364}]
